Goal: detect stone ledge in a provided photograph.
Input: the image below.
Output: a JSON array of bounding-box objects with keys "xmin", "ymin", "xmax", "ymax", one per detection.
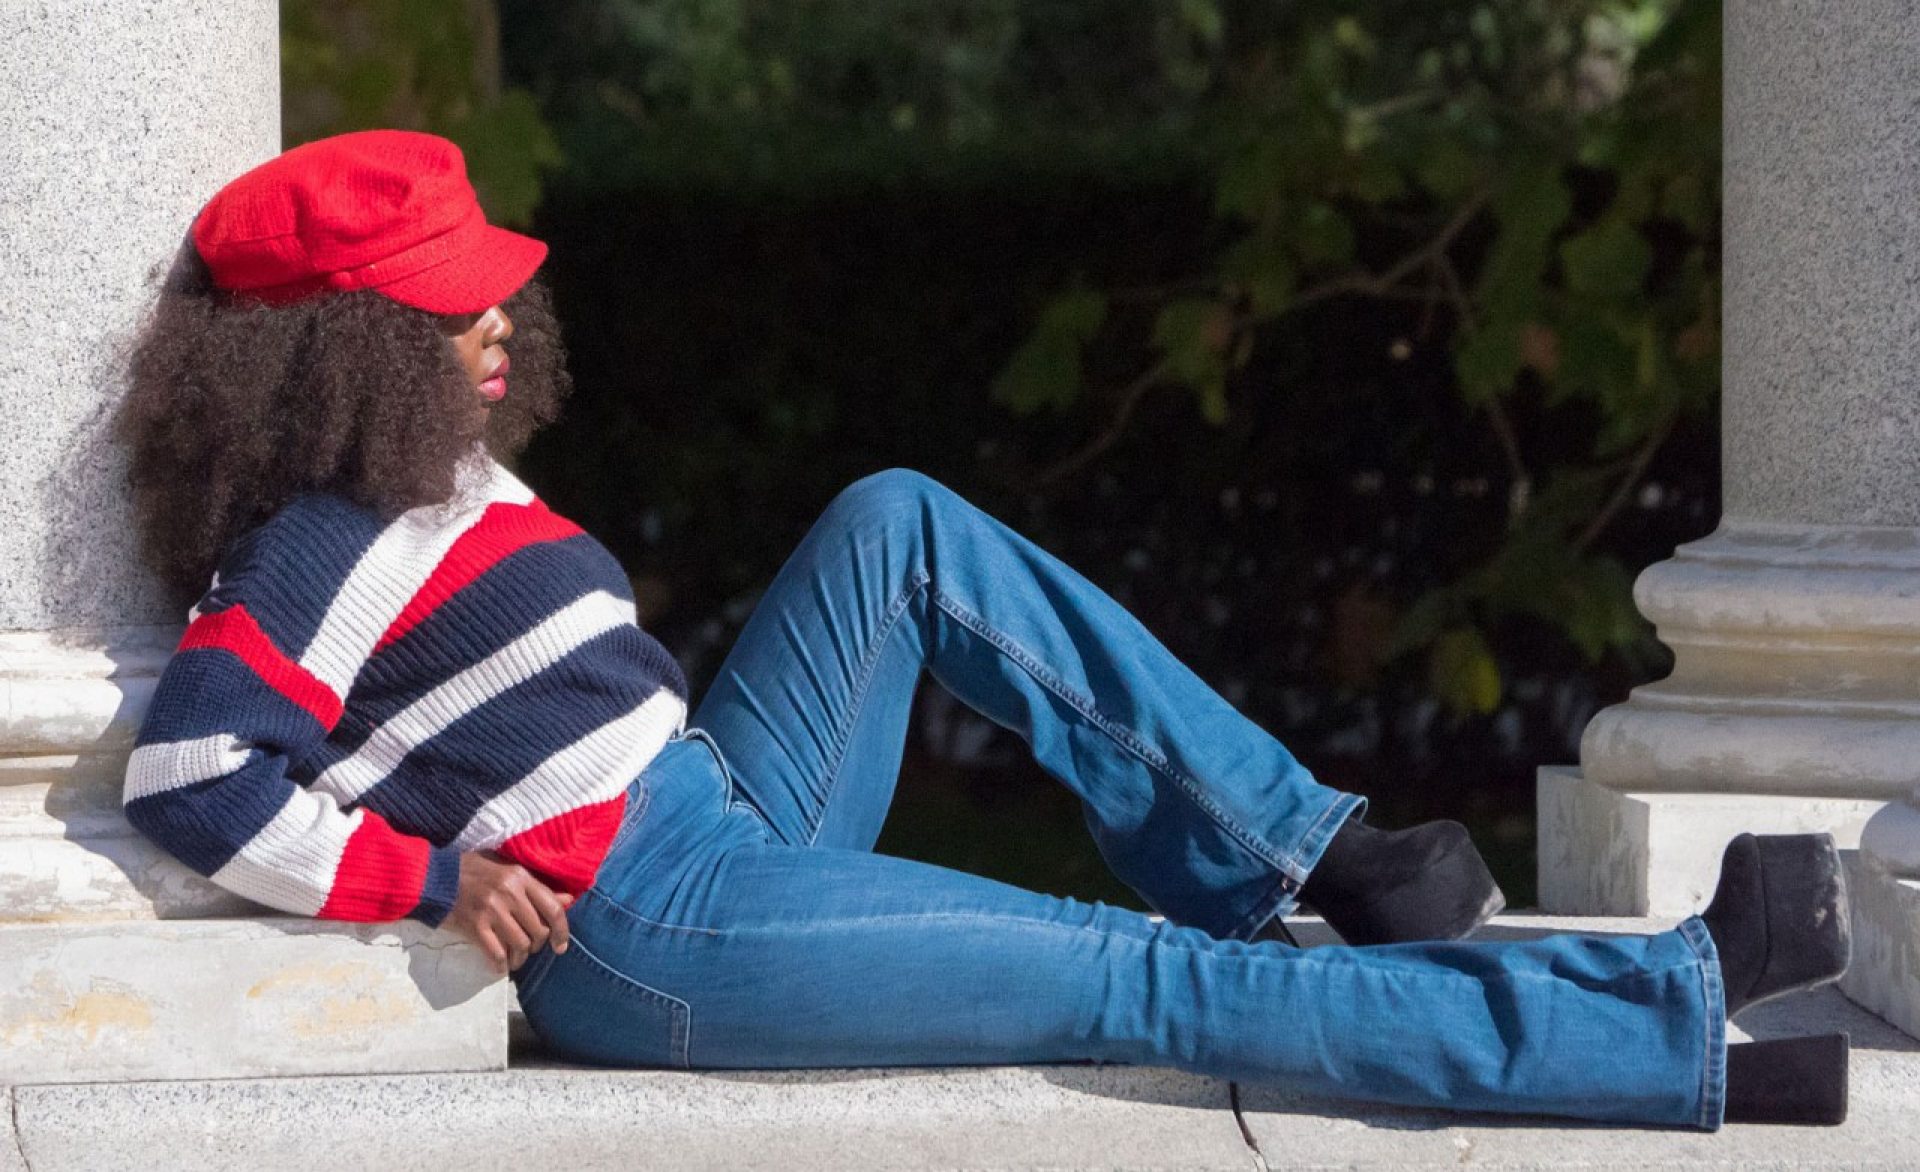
[
  {"xmin": 8, "ymin": 915, "xmax": 1917, "ymax": 1170},
  {"xmin": 0, "ymin": 917, "xmax": 506, "ymax": 1085}
]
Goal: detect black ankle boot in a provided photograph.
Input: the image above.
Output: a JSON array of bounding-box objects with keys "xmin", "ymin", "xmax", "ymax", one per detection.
[
  {"xmin": 1724, "ymin": 1033, "xmax": 1849, "ymax": 1125},
  {"xmin": 1701, "ymin": 833, "xmax": 1851, "ymax": 1019},
  {"xmin": 1288, "ymin": 815, "xmax": 1506, "ymax": 946}
]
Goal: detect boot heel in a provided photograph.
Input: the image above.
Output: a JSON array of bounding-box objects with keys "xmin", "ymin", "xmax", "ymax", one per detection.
[{"xmin": 1724, "ymin": 1033, "xmax": 1849, "ymax": 1126}]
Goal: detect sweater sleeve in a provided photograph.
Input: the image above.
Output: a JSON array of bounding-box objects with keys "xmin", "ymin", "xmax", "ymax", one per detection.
[{"xmin": 122, "ymin": 563, "xmax": 464, "ymax": 927}]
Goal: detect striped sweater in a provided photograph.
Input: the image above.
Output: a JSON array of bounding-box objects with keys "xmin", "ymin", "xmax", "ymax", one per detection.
[{"xmin": 123, "ymin": 449, "xmax": 689, "ymax": 927}]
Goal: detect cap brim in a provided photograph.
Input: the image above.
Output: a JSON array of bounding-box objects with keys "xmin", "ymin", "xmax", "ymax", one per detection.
[{"xmin": 375, "ymin": 224, "xmax": 549, "ymax": 315}]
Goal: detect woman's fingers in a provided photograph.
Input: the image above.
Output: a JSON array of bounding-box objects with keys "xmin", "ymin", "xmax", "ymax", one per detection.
[
  {"xmin": 525, "ymin": 882, "xmax": 573, "ymax": 955},
  {"xmin": 493, "ymin": 900, "xmax": 536, "ymax": 970},
  {"xmin": 505, "ymin": 884, "xmax": 554, "ymax": 953},
  {"xmin": 474, "ymin": 922, "xmax": 510, "ymax": 975}
]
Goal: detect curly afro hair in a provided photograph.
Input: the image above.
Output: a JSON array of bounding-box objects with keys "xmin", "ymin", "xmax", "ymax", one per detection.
[{"xmin": 113, "ymin": 251, "xmax": 572, "ymax": 609}]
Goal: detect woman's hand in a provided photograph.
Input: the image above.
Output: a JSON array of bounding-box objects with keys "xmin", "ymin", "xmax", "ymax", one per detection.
[{"xmin": 445, "ymin": 849, "xmax": 573, "ymax": 975}]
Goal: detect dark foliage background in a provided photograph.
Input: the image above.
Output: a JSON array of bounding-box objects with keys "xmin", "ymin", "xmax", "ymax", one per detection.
[{"xmin": 284, "ymin": 0, "xmax": 1723, "ymax": 907}]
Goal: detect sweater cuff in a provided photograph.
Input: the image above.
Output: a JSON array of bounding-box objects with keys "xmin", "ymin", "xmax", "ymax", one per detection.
[{"xmin": 406, "ymin": 843, "xmax": 464, "ymax": 928}]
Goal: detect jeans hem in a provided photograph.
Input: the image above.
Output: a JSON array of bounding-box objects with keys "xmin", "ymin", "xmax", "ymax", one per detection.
[
  {"xmin": 1677, "ymin": 913, "xmax": 1728, "ymax": 1131},
  {"xmin": 1228, "ymin": 790, "xmax": 1368, "ymax": 939}
]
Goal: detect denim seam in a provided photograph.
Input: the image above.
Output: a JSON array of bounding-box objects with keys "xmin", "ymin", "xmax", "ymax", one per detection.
[
  {"xmin": 1678, "ymin": 914, "xmax": 1727, "ymax": 1130},
  {"xmin": 804, "ymin": 570, "xmax": 931, "ymax": 846},
  {"xmin": 573, "ymin": 896, "xmax": 1722, "ymax": 1011},
  {"xmin": 563, "ymin": 932, "xmax": 694, "ymax": 1068},
  {"xmin": 513, "ymin": 946, "xmax": 559, "ymax": 1003},
  {"xmin": 929, "ymin": 587, "xmax": 1298, "ymax": 874},
  {"xmin": 1220, "ymin": 792, "xmax": 1363, "ymax": 939}
]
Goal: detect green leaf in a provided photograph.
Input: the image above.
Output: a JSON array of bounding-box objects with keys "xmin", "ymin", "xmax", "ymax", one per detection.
[
  {"xmin": 991, "ymin": 290, "xmax": 1108, "ymax": 416},
  {"xmin": 1416, "ymin": 138, "xmax": 1481, "ymax": 201},
  {"xmin": 1222, "ymin": 233, "xmax": 1297, "ymax": 317},
  {"xmin": 1561, "ymin": 220, "xmax": 1654, "ymax": 298},
  {"xmin": 1215, "ymin": 139, "xmax": 1287, "ymax": 223},
  {"xmin": 1386, "ymin": 589, "xmax": 1455, "ymax": 659},
  {"xmin": 1563, "ymin": 557, "xmax": 1647, "ymax": 662},
  {"xmin": 1477, "ymin": 163, "xmax": 1573, "ymax": 321},
  {"xmin": 1453, "ymin": 319, "xmax": 1525, "ymax": 404},
  {"xmin": 1554, "ymin": 316, "xmax": 1638, "ymax": 405},
  {"xmin": 1296, "ymin": 202, "xmax": 1357, "ymax": 268},
  {"xmin": 1195, "ymin": 373, "xmax": 1230, "ymax": 426},
  {"xmin": 1153, "ymin": 298, "xmax": 1234, "ymax": 423},
  {"xmin": 1429, "ymin": 627, "xmax": 1502, "ymax": 717}
]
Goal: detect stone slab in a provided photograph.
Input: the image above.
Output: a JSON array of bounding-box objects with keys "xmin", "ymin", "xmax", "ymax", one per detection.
[
  {"xmin": 13, "ymin": 1064, "xmax": 1253, "ymax": 1172},
  {"xmin": 1537, "ymin": 766, "xmax": 1883, "ymax": 916},
  {"xmin": 0, "ymin": 771, "xmax": 257, "ymax": 922},
  {"xmin": 1842, "ymin": 851, "xmax": 1920, "ymax": 1041},
  {"xmin": 0, "ymin": 917, "xmax": 506, "ymax": 1085}
]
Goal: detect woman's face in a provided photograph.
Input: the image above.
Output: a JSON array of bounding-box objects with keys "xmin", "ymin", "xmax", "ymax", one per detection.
[{"xmin": 437, "ymin": 304, "xmax": 515, "ymax": 413}]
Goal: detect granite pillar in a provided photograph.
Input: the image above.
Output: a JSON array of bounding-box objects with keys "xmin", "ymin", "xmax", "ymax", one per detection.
[
  {"xmin": 1539, "ymin": 1, "xmax": 1920, "ymax": 1037},
  {"xmin": 0, "ymin": 1, "xmax": 504, "ymax": 1082}
]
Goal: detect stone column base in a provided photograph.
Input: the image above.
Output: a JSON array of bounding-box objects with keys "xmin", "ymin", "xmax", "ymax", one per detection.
[
  {"xmin": 0, "ymin": 918, "xmax": 505, "ymax": 1084},
  {"xmin": 1536, "ymin": 766, "xmax": 1884, "ymax": 917},
  {"xmin": 0, "ymin": 627, "xmax": 505, "ymax": 1084},
  {"xmin": 1842, "ymin": 851, "xmax": 1920, "ymax": 1040}
]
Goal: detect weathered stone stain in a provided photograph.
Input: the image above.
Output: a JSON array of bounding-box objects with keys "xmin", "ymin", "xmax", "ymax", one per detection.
[
  {"xmin": 1, "ymin": 973, "xmax": 153, "ymax": 1047},
  {"xmin": 298, "ymin": 990, "xmax": 418, "ymax": 1037},
  {"xmin": 244, "ymin": 961, "xmax": 419, "ymax": 1036},
  {"xmin": 245, "ymin": 961, "xmax": 378, "ymax": 1000}
]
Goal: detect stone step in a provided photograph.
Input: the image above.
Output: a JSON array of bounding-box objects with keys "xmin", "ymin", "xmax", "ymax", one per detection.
[
  {"xmin": 7, "ymin": 914, "xmax": 1917, "ymax": 1170},
  {"xmin": 0, "ymin": 916, "xmax": 505, "ymax": 1084}
]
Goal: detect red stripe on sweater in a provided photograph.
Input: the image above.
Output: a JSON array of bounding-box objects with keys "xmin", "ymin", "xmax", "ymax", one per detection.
[
  {"xmin": 492, "ymin": 793, "xmax": 628, "ymax": 896},
  {"xmin": 179, "ymin": 605, "xmax": 344, "ymax": 729},
  {"xmin": 375, "ymin": 500, "xmax": 585, "ymax": 653},
  {"xmin": 318, "ymin": 808, "xmax": 433, "ymax": 921}
]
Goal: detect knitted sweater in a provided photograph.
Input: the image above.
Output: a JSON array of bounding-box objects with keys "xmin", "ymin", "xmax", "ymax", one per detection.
[{"xmin": 122, "ymin": 450, "xmax": 689, "ymax": 927}]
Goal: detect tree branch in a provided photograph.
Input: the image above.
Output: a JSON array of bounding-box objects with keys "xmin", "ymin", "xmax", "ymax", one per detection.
[
  {"xmin": 1434, "ymin": 255, "xmax": 1530, "ymax": 512},
  {"xmin": 1028, "ymin": 359, "xmax": 1173, "ymax": 489},
  {"xmin": 1573, "ymin": 413, "xmax": 1675, "ymax": 554},
  {"xmin": 1024, "ymin": 189, "xmax": 1493, "ymax": 491}
]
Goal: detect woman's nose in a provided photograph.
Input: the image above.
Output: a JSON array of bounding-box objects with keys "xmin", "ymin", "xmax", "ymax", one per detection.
[{"xmin": 486, "ymin": 305, "xmax": 514, "ymax": 344}]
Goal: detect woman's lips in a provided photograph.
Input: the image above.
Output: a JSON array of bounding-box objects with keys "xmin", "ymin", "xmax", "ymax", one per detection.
[{"xmin": 477, "ymin": 353, "xmax": 510, "ymax": 401}]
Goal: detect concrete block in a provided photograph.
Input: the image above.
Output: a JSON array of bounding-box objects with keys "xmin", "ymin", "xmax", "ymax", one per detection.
[
  {"xmin": 1537, "ymin": 766, "xmax": 1883, "ymax": 916},
  {"xmin": 1842, "ymin": 850, "xmax": 1920, "ymax": 1040},
  {"xmin": 0, "ymin": 768, "xmax": 257, "ymax": 922},
  {"xmin": 12, "ymin": 1064, "xmax": 1252, "ymax": 1172},
  {"xmin": 0, "ymin": 917, "xmax": 506, "ymax": 1085}
]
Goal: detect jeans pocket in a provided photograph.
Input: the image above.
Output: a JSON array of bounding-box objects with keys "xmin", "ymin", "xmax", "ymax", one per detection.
[
  {"xmin": 516, "ymin": 934, "xmax": 691, "ymax": 1069},
  {"xmin": 603, "ymin": 777, "xmax": 653, "ymax": 857}
]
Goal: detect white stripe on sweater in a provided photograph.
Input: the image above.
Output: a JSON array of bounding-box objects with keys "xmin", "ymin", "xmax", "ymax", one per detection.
[
  {"xmin": 454, "ymin": 688, "xmax": 686, "ymax": 850},
  {"xmin": 124, "ymin": 734, "xmax": 255, "ymax": 803},
  {"xmin": 309, "ymin": 590, "xmax": 639, "ymax": 807},
  {"xmin": 210, "ymin": 786, "xmax": 362, "ymax": 918},
  {"xmin": 299, "ymin": 457, "xmax": 535, "ymax": 698},
  {"xmin": 186, "ymin": 571, "xmax": 222, "ymax": 625}
]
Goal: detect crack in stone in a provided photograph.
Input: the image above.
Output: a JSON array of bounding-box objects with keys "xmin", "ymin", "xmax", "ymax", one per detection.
[
  {"xmin": 8, "ymin": 1086, "xmax": 32, "ymax": 1172},
  {"xmin": 1228, "ymin": 1080, "xmax": 1268, "ymax": 1172}
]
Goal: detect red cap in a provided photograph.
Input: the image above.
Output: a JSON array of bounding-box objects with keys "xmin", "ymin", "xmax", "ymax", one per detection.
[{"xmin": 192, "ymin": 129, "xmax": 548, "ymax": 314}]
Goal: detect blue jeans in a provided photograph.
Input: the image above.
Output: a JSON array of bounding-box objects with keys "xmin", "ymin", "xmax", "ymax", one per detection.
[{"xmin": 511, "ymin": 469, "xmax": 1728, "ymax": 1130}]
